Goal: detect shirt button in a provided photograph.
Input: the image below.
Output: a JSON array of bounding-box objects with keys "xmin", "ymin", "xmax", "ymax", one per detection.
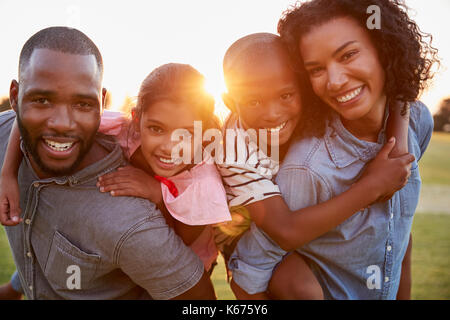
[
  {"xmin": 26, "ymin": 252, "xmax": 32, "ymax": 258},
  {"xmin": 387, "ymin": 245, "xmax": 392, "ymax": 252},
  {"xmin": 33, "ymin": 182, "xmax": 39, "ymax": 187},
  {"xmin": 385, "ymin": 277, "xmax": 389, "ymax": 283},
  {"xmin": 25, "ymin": 219, "xmax": 31, "ymax": 225}
]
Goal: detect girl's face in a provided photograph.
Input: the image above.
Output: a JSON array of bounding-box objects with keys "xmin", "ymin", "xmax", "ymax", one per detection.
[
  {"xmin": 138, "ymin": 100, "xmax": 199, "ymax": 177},
  {"xmin": 300, "ymin": 16, "xmax": 386, "ymax": 123}
]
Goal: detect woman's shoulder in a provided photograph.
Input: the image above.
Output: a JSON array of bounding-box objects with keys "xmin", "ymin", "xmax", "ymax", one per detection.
[{"xmin": 409, "ymin": 100, "xmax": 434, "ymax": 140}]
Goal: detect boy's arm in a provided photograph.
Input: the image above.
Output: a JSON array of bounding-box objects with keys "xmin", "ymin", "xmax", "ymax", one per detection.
[
  {"xmin": 0, "ymin": 117, "xmax": 23, "ymax": 225},
  {"xmin": 247, "ymin": 138, "xmax": 414, "ymax": 251}
]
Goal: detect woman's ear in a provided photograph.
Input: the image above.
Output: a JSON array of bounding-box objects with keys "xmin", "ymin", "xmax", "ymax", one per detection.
[{"xmin": 222, "ymin": 92, "xmax": 236, "ymax": 114}]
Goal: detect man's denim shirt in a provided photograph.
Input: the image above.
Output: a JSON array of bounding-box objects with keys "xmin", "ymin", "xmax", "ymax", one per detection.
[
  {"xmin": 0, "ymin": 110, "xmax": 204, "ymax": 300},
  {"xmin": 231, "ymin": 101, "xmax": 433, "ymax": 299}
]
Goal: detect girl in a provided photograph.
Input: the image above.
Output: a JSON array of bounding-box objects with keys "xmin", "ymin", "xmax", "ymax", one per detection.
[
  {"xmin": 0, "ymin": 63, "xmax": 232, "ymax": 274},
  {"xmin": 229, "ymin": 0, "xmax": 438, "ymax": 299}
]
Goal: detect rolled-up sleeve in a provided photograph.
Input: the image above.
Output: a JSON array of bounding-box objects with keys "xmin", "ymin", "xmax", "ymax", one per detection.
[{"xmin": 116, "ymin": 215, "xmax": 204, "ymax": 300}]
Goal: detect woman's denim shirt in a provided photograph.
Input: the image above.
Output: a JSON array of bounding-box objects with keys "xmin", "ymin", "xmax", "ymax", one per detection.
[{"xmin": 230, "ymin": 101, "xmax": 433, "ymax": 299}]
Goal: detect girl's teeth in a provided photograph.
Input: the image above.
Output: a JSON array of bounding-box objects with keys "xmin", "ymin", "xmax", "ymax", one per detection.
[
  {"xmin": 337, "ymin": 86, "xmax": 362, "ymax": 103},
  {"xmin": 267, "ymin": 121, "xmax": 287, "ymax": 133},
  {"xmin": 159, "ymin": 157, "xmax": 174, "ymax": 164},
  {"xmin": 45, "ymin": 140, "xmax": 73, "ymax": 152}
]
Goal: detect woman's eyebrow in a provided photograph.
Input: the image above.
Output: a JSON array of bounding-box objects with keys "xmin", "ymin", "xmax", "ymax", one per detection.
[{"xmin": 304, "ymin": 40, "xmax": 358, "ymax": 67}]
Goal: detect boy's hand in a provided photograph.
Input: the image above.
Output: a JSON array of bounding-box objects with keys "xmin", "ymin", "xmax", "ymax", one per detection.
[
  {"xmin": 0, "ymin": 174, "xmax": 22, "ymax": 226},
  {"xmin": 359, "ymin": 137, "xmax": 415, "ymax": 203},
  {"xmin": 97, "ymin": 166, "xmax": 163, "ymax": 205}
]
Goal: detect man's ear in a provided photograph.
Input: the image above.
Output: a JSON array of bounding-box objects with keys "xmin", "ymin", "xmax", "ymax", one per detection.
[
  {"xmin": 101, "ymin": 88, "xmax": 107, "ymax": 113},
  {"xmin": 222, "ymin": 92, "xmax": 237, "ymax": 114},
  {"xmin": 9, "ymin": 80, "xmax": 19, "ymax": 113}
]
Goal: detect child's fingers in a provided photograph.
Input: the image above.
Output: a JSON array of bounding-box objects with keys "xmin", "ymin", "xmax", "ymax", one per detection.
[
  {"xmin": 97, "ymin": 176, "xmax": 134, "ymax": 188},
  {"xmin": 99, "ymin": 182, "xmax": 133, "ymax": 193},
  {"xmin": 109, "ymin": 188, "xmax": 136, "ymax": 197}
]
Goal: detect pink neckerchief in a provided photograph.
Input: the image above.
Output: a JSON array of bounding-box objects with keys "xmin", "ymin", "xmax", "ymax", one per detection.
[{"xmin": 154, "ymin": 175, "xmax": 179, "ymax": 198}]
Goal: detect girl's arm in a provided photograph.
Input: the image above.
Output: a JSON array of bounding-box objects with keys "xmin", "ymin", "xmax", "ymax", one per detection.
[
  {"xmin": 0, "ymin": 118, "xmax": 23, "ymax": 226},
  {"xmin": 247, "ymin": 136, "xmax": 414, "ymax": 251}
]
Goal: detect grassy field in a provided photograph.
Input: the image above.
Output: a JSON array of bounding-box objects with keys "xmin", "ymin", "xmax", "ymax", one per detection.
[{"xmin": 1, "ymin": 133, "xmax": 449, "ymax": 299}]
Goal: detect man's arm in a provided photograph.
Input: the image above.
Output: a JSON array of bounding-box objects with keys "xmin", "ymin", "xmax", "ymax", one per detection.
[
  {"xmin": 171, "ymin": 271, "xmax": 216, "ymax": 300},
  {"xmin": 397, "ymin": 233, "xmax": 412, "ymax": 300}
]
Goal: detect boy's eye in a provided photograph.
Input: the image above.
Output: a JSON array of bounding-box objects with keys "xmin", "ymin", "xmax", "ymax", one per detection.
[{"xmin": 280, "ymin": 93, "xmax": 293, "ymax": 100}]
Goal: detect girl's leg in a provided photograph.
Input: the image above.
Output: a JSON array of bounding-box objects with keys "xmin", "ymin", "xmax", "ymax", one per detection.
[{"xmin": 268, "ymin": 252, "xmax": 323, "ymax": 300}]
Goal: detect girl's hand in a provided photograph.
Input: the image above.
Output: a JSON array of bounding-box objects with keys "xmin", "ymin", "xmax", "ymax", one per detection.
[
  {"xmin": 97, "ymin": 166, "xmax": 163, "ymax": 205},
  {"xmin": 0, "ymin": 174, "xmax": 22, "ymax": 226},
  {"xmin": 358, "ymin": 137, "xmax": 415, "ymax": 203}
]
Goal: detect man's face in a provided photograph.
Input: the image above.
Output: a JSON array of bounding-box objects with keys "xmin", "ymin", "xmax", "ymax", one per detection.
[
  {"xmin": 225, "ymin": 47, "xmax": 302, "ymax": 147},
  {"xmin": 11, "ymin": 48, "xmax": 104, "ymax": 178}
]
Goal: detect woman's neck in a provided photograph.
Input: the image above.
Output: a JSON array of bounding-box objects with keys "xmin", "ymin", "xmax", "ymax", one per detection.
[{"xmin": 340, "ymin": 95, "xmax": 387, "ymax": 142}]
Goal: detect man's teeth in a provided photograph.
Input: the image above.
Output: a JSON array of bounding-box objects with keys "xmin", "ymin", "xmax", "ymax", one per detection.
[
  {"xmin": 159, "ymin": 157, "xmax": 174, "ymax": 164},
  {"xmin": 45, "ymin": 140, "xmax": 73, "ymax": 152},
  {"xmin": 267, "ymin": 121, "xmax": 287, "ymax": 133},
  {"xmin": 336, "ymin": 86, "xmax": 363, "ymax": 103}
]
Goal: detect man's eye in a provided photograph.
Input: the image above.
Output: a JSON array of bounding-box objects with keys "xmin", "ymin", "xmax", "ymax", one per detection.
[
  {"xmin": 32, "ymin": 98, "xmax": 49, "ymax": 105},
  {"xmin": 75, "ymin": 102, "xmax": 93, "ymax": 109}
]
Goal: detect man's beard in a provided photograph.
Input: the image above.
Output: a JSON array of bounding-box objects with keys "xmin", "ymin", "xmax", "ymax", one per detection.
[{"xmin": 16, "ymin": 115, "xmax": 96, "ymax": 177}]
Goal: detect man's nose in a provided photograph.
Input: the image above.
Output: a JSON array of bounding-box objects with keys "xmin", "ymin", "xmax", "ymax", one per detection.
[{"xmin": 47, "ymin": 105, "xmax": 76, "ymax": 133}]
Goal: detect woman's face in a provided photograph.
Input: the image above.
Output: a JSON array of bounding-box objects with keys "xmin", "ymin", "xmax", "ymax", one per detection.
[
  {"xmin": 138, "ymin": 100, "xmax": 199, "ymax": 177},
  {"xmin": 300, "ymin": 16, "xmax": 386, "ymax": 123}
]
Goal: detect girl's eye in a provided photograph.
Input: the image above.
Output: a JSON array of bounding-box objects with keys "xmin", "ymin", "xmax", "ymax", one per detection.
[
  {"xmin": 246, "ymin": 100, "xmax": 261, "ymax": 107},
  {"xmin": 148, "ymin": 126, "xmax": 163, "ymax": 134}
]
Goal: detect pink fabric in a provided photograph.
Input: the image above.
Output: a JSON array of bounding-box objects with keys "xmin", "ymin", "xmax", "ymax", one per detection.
[{"xmin": 99, "ymin": 110, "xmax": 141, "ymax": 159}]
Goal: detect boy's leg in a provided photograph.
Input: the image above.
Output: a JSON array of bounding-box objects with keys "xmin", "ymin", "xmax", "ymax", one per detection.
[
  {"xmin": 0, "ymin": 271, "xmax": 23, "ymax": 300},
  {"xmin": 268, "ymin": 252, "xmax": 323, "ymax": 300}
]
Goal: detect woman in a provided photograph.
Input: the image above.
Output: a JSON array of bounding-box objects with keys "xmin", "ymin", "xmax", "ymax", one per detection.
[{"xmin": 228, "ymin": 0, "xmax": 439, "ymax": 299}]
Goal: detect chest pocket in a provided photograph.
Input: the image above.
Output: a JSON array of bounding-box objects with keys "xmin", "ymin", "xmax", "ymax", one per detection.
[
  {"xmin": 44, "ymin": 230, "xmax": 101, "ymax": 292},
  {"xmin": 399, "ymin": 160, "xmax": 421, "ymax": 217}
]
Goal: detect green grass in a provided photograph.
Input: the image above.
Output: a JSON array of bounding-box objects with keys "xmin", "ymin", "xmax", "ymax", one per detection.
[{"xmin": 419, "ymin": 132, "xmax": 450, "ymax": 186}]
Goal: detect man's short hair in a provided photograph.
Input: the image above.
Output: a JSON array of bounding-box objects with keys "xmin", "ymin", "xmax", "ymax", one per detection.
[{"xmin": 19, "ymin": 26, "xmax": 103, "ymax": 79}]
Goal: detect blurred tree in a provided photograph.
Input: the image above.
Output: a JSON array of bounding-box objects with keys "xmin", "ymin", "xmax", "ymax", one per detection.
[
  {"xmin": 0, "ymin": 96, "xmax": 11, "ymax": 112},
  {"xmin": 119, "ymin": 95, "xmax": 136, "ymax": 115},
  {"xmin": 433, "ymin": 98, "xmax": 450, "ymax": 132}
]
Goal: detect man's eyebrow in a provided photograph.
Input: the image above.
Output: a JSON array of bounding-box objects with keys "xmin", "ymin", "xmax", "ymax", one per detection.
[
  {"xmin": 304, "ymin": 40, "xmax": 357, "ymax": 67},
  {"xmin": 72, "ymin": 93, "xmax": 100, "ymax": 101},
  {"xmin": 23, "ymin": 89, "xmax": 55, "ymax": 97}
]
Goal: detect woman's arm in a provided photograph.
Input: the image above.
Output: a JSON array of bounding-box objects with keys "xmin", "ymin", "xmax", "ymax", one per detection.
[
  {"xmin": 247, "ymin": 137, "xmax": 414, "ymax": 251},
  {"xmin": 0, "ymin": 118, "xmax": 23, "ymax": 225}
]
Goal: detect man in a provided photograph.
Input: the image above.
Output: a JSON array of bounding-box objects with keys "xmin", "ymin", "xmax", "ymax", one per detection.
[{"xmin": 0, "ymin": 26, "xmax": 215, "ymax": 299}]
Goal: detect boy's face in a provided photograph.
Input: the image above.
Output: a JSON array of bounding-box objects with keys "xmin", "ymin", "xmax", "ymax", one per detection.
[{"xmin": 225, "ymin": 48, "xmax": 301, "ymax": 147}]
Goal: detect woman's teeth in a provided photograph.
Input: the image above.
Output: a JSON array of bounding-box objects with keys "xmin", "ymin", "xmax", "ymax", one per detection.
[
  {"xmin": 267, "ymin": 121, "xmax": 287, "ymax": 133},
  {"xmin": 336, "ymin": 86, "xmax": 363, "ymax": 103},
  {"xmin": 45, "ymin": 140, "xmax": 73, "ymax": 152},
  {"xmin": 159, "ymin": 157, "xmax": 174, "ymax": 164}
]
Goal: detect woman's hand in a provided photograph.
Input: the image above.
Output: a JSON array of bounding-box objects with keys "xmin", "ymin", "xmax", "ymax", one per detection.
[
  {"xmin": 358, "ymin": 137, "xmax": 415, "ymax": 203},
  {"xmin": 0, "ymin": 174, "xmax": 22, "ymax": 226},
  {"xmin": 97, "ymin": 166, "xmax": 163, "ymax": 205}
]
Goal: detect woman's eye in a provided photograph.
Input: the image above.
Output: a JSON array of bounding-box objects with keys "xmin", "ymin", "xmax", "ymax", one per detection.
[
  {"xmin": 308, "ymin": 67, "xmax": 324, "ymax": 76},
  {"xmin": 342, "ymin": 50, "xmax": 358, "ymax": 61}
]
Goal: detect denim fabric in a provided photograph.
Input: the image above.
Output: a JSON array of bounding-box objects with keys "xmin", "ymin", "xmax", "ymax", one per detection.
[
  {"xmin": 0, "ymin": 110, "xmax": 204, "ymax": 300},
  {"xmin": 10, "ymin": 270, "xmax": 23, "ymax": 293},
  {"xmin": 229, "ymin": 101, "xmax": 433, "ymax": 299}
]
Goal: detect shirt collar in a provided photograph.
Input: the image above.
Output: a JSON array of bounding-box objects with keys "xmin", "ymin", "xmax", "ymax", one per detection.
[
  {"xmin": 324, "ymin": 106, "xmax": 389, "ymax": 168},
  {"xmin": 21, "ymin": 133, "xmax": 125, "ymax": 186}
]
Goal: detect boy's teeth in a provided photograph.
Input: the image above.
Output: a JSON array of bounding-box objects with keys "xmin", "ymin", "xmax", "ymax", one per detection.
[
  {"xmin": 267, "ymin": 121, "xmax": 287, "ymax": 133},
  {"xmin": 336, "ymin": 86, "xmax": 362, "ymax": 103},
  {"xmin": 159, "ymin": 157, "xmax": 174, "ymax": 164},
  {"xmin": 45, "ymin": 140, "xmax": 73, "ymax": 152}
]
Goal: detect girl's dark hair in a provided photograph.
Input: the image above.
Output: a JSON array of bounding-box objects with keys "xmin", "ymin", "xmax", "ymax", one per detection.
[
  {"xmin": 278, "ymin": 0, "xmax": 440, "ymax": 137},
  {"xmin": 133, "ymin": 63, "xmax": 218, "ymax": 130}
]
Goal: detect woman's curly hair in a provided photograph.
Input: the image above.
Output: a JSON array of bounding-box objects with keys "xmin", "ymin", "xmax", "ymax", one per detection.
[{"xmin": 278, "ymin": 0, "xmax": 440, "ymax": 137}]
